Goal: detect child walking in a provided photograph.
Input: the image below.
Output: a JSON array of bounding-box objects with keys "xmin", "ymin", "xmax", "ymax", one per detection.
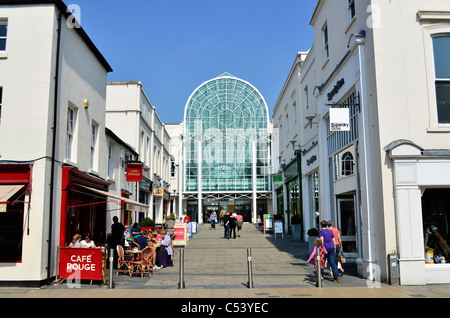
[{"xmin": 307, "ymin": 238, "xmax": 328, "ymax": 286}]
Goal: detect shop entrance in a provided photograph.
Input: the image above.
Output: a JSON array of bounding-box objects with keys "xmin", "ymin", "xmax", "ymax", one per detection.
[{"xmin": 337, "ymin": 197, "xmax": 357, "ymax": 260}]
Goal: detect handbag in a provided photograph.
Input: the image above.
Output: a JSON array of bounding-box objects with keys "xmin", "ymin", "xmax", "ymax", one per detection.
[{"xmin": 340, "ymin": 247, "xmax": 346, "ymax": 264}]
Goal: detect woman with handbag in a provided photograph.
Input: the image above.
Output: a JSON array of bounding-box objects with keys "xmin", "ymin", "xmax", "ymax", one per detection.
[{"xmin": 328, "ymin": 220, "xmax": 344, "ymax": 277}]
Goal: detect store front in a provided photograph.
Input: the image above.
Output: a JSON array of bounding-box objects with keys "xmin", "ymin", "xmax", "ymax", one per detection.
[
  {"xmin": 386, "ymin": 140, "xmax": 450, "ymax": 285},
  {"xmin": 60, "ymin": 166, "xmax": 110, "ymax": 247}
]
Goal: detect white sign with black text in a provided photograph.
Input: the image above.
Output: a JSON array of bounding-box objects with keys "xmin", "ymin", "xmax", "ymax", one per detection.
[{"xmin": 329, "ymin": 108, "xmax": 350, "ymax": 132}]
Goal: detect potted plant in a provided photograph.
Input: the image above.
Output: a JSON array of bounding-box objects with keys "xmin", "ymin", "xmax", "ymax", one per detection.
[
  {"xmin": 140, "ymin": 217, "xmax": 155, "ymax": 228},
  {"xmin": 291, "ymin": 214, "xmax": 302, "ymax": 241}
]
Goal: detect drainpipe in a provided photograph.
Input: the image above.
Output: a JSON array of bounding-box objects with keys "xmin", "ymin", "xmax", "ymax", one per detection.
[{"xmin": 47, "ymin": 11, "xmax": 62, "ymax": 285}]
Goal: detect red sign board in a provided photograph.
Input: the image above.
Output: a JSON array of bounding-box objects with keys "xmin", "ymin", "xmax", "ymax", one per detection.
[
  {"xmin": 58, "ymin": 247, "xmax": 103, "ymax": 280},
  {"xmin": 174, "ymin": 226, "xmax": 186, "ymax": 241},
  {"xmin": 126, "ymin": 163, "xmax": 143, "ymax": 182}
]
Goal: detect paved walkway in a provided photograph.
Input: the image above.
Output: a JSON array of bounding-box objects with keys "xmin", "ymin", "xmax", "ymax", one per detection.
[{"xmin": 2, "ymin": 223, "xmax": 450, "ymax": 299}]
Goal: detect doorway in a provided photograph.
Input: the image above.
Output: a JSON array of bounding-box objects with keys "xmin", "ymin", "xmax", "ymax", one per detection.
[{"xmin": 337, "ymin": 198, "xmax": 357, "ymax": 260}]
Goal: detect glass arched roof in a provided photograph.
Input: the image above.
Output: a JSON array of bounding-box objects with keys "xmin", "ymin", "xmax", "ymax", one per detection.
[
  {"xmin": 184, "ymin": 73, "xmax": 269, "ymax": 139},
  {"xmin": 183, "ymin": 73, "xmax": 271, "ymax": 193}
]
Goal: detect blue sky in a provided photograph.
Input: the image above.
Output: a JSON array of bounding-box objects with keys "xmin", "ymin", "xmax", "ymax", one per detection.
[{"xmin": 72, "ymin": 0, "xmax": 317, "ymax": 124}]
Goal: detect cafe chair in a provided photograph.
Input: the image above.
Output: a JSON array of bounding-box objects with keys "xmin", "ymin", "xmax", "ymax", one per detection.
[
  {"xmin": 129, "ymin": 246, "xmax": 153, "ymax": 279},
  {"xmin": 117, "ymin": 245, "xmax": 133, "ymax": 277}
]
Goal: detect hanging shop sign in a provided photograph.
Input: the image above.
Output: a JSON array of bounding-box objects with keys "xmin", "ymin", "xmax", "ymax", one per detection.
[
  {"xmin": 126, "ymin": 163, "xmax": 143, "ymax": 182},
  {"xmin": 329, "ymin": 108, "xmax": 350, "ymax": 132},
  {"xmin": 58, "ymin": 247, "xmax": 103, "ymax": 281},
  {"xmin": 154, "ymin": 188, "xmax": 163, "ymax": 197}
]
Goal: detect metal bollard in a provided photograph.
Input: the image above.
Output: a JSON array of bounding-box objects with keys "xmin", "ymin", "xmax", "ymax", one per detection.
[
  {"xmin": 178, "ymin": 248, "xmax": 185, "ymax": 289},
  {"xmin": 247, "ymin": 248, "xmax": 253, "ymax": 288},
  {"xmin": 109, "ymin": 248, "xmax": 115, "ymax": 289},
  {"xmin": 316, "ymin": 250, "xmax": 322, "ymax": 288}
]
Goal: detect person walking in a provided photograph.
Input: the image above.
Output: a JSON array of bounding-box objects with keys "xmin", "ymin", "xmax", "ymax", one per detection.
[
  {"xmin": 307, "ymin": 237, "xmax": 328, "ymax": 286},
  {"xmin": 223, "ymin": 211, "xmax": 231, "ymax": 238},
  {"xmin": 318, "ymin": 220, "xmax": 340, "ymax": 283},
  {"xmin": 236, "ymin": 212, "xmax": 244, "ymax": 237},
  {"xmin": 210, "ymin": 211, "xmax": 217, "ymax": 230},
  {"xmin": 229, "ymin": 213, "xmax": 237, "ymax": 239},
  {"xmin": 110, "ymin": 216, "xmax": 125, "ymax": 267},
  {"xmin": 328, "ymin": 220, "xmax": 344, "ymax": 276}
]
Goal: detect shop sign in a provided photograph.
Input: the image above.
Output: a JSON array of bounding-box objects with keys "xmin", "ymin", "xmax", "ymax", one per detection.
[
  {"xmin": 272, "ymin": 175, "xmax": 282, "ymax": 182},
  {"xmin": 126, "ymin": 163, "xmax": 143, "ymax": 182},
  {"xmin": 327, "ymin": 78, "xmax": 345, "ymax": 101},
  {"xmin": 58, "ymin": 247, "xmax": 102, "ymax": 280},
  {"xmin": 154, "ymin": 189, "xmax": 163, "ymax": 197},
  {"xmin": 329, "ymin": 108, "xmax": 350, "ymax": 132}
]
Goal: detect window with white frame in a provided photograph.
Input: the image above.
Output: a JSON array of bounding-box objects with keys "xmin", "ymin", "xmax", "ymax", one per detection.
[
  {"xmin": 347, "ymin": 0, "xmax": 356, "ymax": 23},
  {"xmin": 90, "ymin": 123, "xmax": 98, "ymax": 170},
  {"xmin": 432, "ymin": 34, "xmax": 450, "ymax": 124},
  {"xmin": 293, "ymin": 101, "xmax": 297, "ymax": 123},
  {"xmin": 0, "ymin": 20, "xmax": 7, "ymax": 51},
  {"xmin": 108, "ymin": 143, "xmax": 113, "ymax": 178},
  {"xmin": 341, "ymin": 151, "xmax": 354, "ymax": 176},
  {"xmin": 323, "ymin": 23, "xmax": 329, "ymax": 61},
  {"xmin": 304, "ymin": 86, "xmax": 309, "ymax": 110},
  {"xmin": 66, "ymin": 106, "xmax": 76, "ymax": 160}
]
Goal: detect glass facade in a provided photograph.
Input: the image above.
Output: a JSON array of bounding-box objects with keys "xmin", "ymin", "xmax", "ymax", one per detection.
[{"xmin": 184, "ymin": 73, "xmax": 271, "ymax": 193}]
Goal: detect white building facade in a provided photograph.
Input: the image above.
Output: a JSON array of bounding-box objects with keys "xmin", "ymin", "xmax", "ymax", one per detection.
[
  {"xmin": 0, "ymin": 0, "xmax": 115, "ymax": 286},
  {"xmin": 106, "ymin": 82, "xmax": 172, "ymax": 225},
  {"xmin": 274, "ymin": 0, "xmax": 450, "ymax": 285}
]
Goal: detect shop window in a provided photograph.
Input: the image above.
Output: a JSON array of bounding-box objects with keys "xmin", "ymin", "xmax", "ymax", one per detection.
[
  {"xmin": 422, "ymin": 188, "xmax": 450, "ymax": 264},
  {"xmin": 0, "ymin": 20, "xmax": 7, "ymax": 51},
  {"xmin": 0, "ymin": 191, "xmax": 25, "ymax": 262},
  {"xmin": 432, "ymin": 35, "xmax": 450, "ymax": 124}
]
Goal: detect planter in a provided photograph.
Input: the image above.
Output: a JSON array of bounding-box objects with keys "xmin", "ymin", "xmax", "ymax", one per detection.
[{"xmin": 291, "ymin": 224, "xmax": 302, "ymax": 241}]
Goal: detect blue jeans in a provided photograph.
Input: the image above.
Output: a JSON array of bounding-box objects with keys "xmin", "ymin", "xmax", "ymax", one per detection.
[
  {"xmin": 323, "ymin": 247, "xmax": 340, "ymax": 280},
  {"xmin": 211, "ymin": 219, "xmax": 215, "ymax": 229}
]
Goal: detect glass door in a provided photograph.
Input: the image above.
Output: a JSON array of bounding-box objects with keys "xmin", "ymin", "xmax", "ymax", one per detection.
[{"xmin": 337, "ymin": 198, "xmax": 357, "ymax": 260}]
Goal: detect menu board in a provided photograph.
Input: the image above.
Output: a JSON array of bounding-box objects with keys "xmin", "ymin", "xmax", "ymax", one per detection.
[
  {"xmin": 173, "ymin": 223, "xmax": 188, "ymax": 246},
  {"xmin": 263, "ymin": 214, "xmax": 274, "ymax": 234}
]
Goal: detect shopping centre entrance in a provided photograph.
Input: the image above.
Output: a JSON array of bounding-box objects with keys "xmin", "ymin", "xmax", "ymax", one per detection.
[{"xmin": 186, "ymin": 198, "xmax": 268, "ymax": 224}]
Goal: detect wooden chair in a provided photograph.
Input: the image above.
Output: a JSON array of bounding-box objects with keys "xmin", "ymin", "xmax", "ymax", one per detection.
[
  {"xmin": 129, "ymin": 246, "xmax": 152, "ymax": 279},
  {"xmin": 117, "ymin": 245, "xmax": 133, "ymax": 277}
]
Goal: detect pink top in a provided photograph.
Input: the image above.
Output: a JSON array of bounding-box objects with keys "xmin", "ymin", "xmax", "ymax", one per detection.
[
  {"xmin": 236, "ymin": 215, "xmax": 243, "ymax": 222},
  {"xmin": 307, "ymin": 246, "xmax": 328, "ymax": 263}
]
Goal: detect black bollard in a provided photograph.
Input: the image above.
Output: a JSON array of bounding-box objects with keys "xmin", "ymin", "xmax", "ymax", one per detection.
[
  {"xmin": 247, "ymin": 248, "xmax": 253, "ymax": 288},
  {"xmin": 178, "ymin": 248, "xmax": 185, "ymax": 289}
]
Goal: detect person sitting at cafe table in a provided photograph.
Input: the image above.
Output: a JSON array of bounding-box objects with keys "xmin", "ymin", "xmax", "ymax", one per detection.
[
  {"xmin": 69, "ymin": 234, "xmax": 83, "ymax": 248},
  {"xmin": 131, "ymin": 223, "xmax": 142, "ymax": 239},
  {"xmin": 155, "ymin": 229, "xmax": 173, "ymax": 269},
  {"xmin": 136, "ymin": 230, "xmax": 149, "ymax": 250},
  {"xmin": 81, "ymin": 233, "xmax": 96, "ymax": 248}
]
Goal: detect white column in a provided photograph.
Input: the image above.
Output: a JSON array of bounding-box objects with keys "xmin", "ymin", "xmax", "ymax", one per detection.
[
  {"xmin": 252, "ymin": 140, "xmax": 257, "ymax": 223},
  {"xmin": 351, "ymin": 34, "xmax": 377, "ymax": 279},
  {"xmin": 198, "ymin": 141, "xmax": 203, "ymax": 224}
]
